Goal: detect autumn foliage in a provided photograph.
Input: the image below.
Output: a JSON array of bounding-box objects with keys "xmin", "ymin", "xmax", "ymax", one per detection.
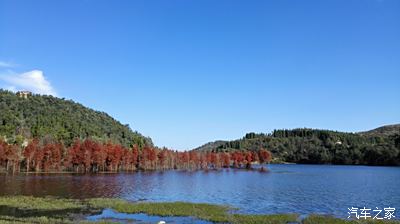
[{"xmin": 0, "ymin": 139, "xmax": 272, "ymax": 173}]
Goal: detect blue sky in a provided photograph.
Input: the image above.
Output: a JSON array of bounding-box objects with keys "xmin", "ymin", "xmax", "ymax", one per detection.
[{"xmin": 0, "ymin": 0, "xmax": 399, "ymax": 150}]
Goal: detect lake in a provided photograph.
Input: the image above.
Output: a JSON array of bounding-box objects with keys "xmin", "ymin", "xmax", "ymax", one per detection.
[{"xmin": 1, "ymin": 164, "xmax": 399, "ymax": 218}]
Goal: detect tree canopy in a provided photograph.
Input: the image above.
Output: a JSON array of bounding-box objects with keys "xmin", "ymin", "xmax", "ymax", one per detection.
[
  {"xmin": 0, "ymin": 89, "xmax": 152, "ymax": 148},
  {"xmin": 195, "ymin": 127, "xmax": 400, "ymax": 166}
]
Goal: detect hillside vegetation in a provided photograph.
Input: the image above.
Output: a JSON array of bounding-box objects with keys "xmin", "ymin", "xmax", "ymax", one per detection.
[
  {"xmin": 0, "ymin": 89, "xmax": 152, "ymax": 148},
  {"xmin": 1, "ymin": 89, "xmax": 398, "ymax": 168},
  {"xmin": 359, "ymin": 124, "xmax": 400, "ymax": 137},
  {"xmin": 0, "ymin": 90, "xmax": 273, "ymax": 173},
  {"xmin": 195, "ymin": 125, "xmax": 400, "ymax": 166}
]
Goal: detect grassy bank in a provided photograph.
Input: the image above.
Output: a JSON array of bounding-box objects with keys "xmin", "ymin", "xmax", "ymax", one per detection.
[
  {"xmin": 0, "ymin": 196, "xmax": 398, "ymax": 224},
  {"xmin": 303, "ymin": 215, "xmax": 400, "ymax": 224}
]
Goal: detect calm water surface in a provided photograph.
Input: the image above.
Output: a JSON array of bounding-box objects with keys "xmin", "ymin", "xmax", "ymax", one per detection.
[
  {"xmin": 87, "ymin": 209, "xmax": 213, "ymax": 224},
  {"xmin": 1, "ymin": 164, "xmax": 399, "ymax": 218}
]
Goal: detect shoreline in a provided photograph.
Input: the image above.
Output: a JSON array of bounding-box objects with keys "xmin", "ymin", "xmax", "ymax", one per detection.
[{"xmin": 1, "ymin": 163, "xmax": 399, "ymax": 175}]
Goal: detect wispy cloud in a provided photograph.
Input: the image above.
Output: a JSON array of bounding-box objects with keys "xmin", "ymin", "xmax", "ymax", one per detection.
[
  {"xmin": 0, "ymin": 61, "xmax": 16, "ymax": 68},
  {"xmin": 0, "ymin": 70, "xmax": 57, "ymax": 96}
]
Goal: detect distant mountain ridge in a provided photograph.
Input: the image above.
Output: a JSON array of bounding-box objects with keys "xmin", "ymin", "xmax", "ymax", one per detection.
[
  {"xmin": 0, "ymin": 89, "xmax": 152, "ymax": 148},
  {"xmin": 359, "ymin": 124, "xmax": 400, "ymax": 137},
  {"xmin": 194, "ymin": 125, "xmax": 400, "ymax": 166}
]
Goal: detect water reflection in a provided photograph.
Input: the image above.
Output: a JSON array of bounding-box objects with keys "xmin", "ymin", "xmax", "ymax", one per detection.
[{"xmin": 1, "ymin": 165, "xmax": 399, "ymax": 218}]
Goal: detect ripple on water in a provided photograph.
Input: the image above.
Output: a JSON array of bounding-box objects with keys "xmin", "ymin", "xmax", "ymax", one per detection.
[{"xmin": 1, "ymin": 165, "xmax": 399, "ymax": 219}]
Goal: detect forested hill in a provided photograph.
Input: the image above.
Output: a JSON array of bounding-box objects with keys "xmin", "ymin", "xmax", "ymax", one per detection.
[
  {"xmin": 0, "ymin": 89, "xmax": 152, "ymax": 148},
  {"xmin": 194, "ymin": 125, "xmax": 400, "ymax": 166},
  {"xmin": 359, "ymin": 124, "xmax": 400, "ymax": 137}
]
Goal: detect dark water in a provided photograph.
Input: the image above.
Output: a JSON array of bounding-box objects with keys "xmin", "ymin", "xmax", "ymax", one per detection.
[{"xmin": 1, "ymin": 165, "xmax": 399, "ymax": 218}]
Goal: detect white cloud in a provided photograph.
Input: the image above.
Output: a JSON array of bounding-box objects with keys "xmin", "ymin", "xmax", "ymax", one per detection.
[{"xmin": 0, "ymin": 70, "xmax": 57, "ymax": 96}]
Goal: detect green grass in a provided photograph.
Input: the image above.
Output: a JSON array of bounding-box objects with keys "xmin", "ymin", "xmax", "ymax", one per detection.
[
  {"xmin": 0, "ymin": 196, "xmax": 398, "ymax": 224},
  {"xmin": 0, "ymin": 196, "xmax": 85, "ymax": 211},
  {"xmin": 0, "ymin": 216, "xmax": 120, "ymax": 224},
  {"xmin": 0, "ymin": 196, "xmax": 88, "ymax": 224},
  {"xmin": 87, "ymin": 198, "xmax": 298, "ymax": 223},
  {"xmin": 231, "ymin": 214, "xmax": 299, "ymax": 224},
  {"xmin": 88, "ymin": 198, "xmax": 234, "ymax": 222},
  {"xmin": 303, "ymin": 215, "xmax": 400, "ymax": 224},
  {"xmin": 0, "ymin": 215, "xmax": 74, "ymax": 224}
]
